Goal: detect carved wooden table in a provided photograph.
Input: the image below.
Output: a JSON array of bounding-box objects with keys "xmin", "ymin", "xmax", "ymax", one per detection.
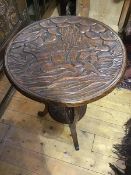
[{"xmin": 4, "ymin": 16, "xmax": 126, "ymax": 150}]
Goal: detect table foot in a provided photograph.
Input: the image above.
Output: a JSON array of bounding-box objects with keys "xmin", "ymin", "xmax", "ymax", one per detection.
[{"xmin": 38, "ymin": 104, "xmax": 48, "ymax": 117}]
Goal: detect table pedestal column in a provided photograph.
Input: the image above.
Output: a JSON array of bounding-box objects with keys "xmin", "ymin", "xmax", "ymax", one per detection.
[{"xmin": 39, "ymin": 103, "xmax": 87, "ymax": 150}]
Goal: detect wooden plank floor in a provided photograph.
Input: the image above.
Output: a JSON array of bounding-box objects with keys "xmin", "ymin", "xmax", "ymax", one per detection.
[{"xmin": 0, "ymin": 73, "xmax": 131, "ymax": 175}]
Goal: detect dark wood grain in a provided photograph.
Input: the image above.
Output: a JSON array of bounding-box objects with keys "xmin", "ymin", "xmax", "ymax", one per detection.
[
  {"xmin": 48, "ymin": 103, "xmax": 87, "ymax": 124},
  {"xmin": 4, "ymin": 16, "xmax": 126, "ymax": 107}
]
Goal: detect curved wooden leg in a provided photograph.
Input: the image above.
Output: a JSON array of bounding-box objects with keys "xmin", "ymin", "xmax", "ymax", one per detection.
[
  {"xmin": 69, "ymin": 120, "xmax": 79, "ymax": 150},
  {"xmin": 38, "ymin": 104, "xmax": 48, "ymax": 117},
  {"xmin": 48, "ymin": 104, "xmax": 87, "ymax": 150},
  {"xmin": 66, "ymin": 108, "xmax": 79, "ymax": 151}
]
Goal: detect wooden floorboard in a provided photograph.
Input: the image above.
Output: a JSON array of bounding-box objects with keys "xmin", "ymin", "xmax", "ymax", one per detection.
[
  {"xmin": 0, "ymin": 141, "xmax": 102, "ymax": 175},
  {"xmin": 0, "ymin": 75, "xmax": 129, "ymax": 174}
]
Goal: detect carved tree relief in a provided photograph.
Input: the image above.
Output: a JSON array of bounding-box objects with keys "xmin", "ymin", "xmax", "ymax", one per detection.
[{"xmin": 5, "ymin": 17, "xmax": 126, "ymax": 105}]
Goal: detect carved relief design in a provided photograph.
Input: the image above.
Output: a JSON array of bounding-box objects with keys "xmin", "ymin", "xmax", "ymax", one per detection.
[
  {"xmin": 0, "ymin": 0, "xmax": 19, "ymax": 44},
  {"xmin": 5, "ymin": 17, "xmax": 126, "ymax": 105}
]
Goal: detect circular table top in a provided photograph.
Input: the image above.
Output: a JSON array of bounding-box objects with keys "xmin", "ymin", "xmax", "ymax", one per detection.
[{"xmin": 5, "ymin": 16, "xmax": 126, "ymax": 107}]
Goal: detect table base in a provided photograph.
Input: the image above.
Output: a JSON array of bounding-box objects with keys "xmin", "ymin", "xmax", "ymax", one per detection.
[{"xmin": 38, "ymin": 103, "xmax": 87, "ymax": 150}]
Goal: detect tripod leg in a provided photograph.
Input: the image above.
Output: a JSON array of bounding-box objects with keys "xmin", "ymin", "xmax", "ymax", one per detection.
[
  {"xmin": 69, "ymin": 122, "xmax": 79, "ymax": 150},
  {"xmin": 38, "ymin": 104, "xmax": 48, "ymax": 117},
  {"xmin": 67, "ymin": 108, "xmax": 79, "ymax": 151}
]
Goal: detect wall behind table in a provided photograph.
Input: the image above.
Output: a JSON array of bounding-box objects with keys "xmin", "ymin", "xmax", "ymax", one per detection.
[{"xmin": 77, "ymin": 0, "xmax": 125, "ymax": 32}]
